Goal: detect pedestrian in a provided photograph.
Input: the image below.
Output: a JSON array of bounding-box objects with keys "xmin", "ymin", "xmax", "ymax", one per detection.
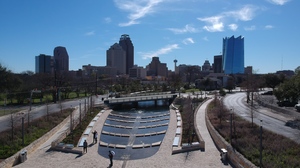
[
  {"xmin": 83, "ymin": 140, "xmax": 88, "ymax": 153},
  {"xmin": 92, "ymin": 130, "xmax": 97, "ymax": 143},
  {"xmin": 108, "ymin": 150, "xmax": 115, "ymax": 167},
  {"xmin": 95, "ymin": 131, "xmax": 98, "ymax": 143}
]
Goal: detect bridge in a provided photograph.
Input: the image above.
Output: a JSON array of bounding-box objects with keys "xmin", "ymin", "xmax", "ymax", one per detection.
[{"xmin": 104, "ymin": 92, "xmax": 177, "ymax": 109}]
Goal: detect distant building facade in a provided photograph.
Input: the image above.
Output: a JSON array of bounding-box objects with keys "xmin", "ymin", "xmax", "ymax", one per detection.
[
  {"xmin": 213, "ymin": 55, "xmax": 222, "ymax": 73},
  {"xmin": 53, "ymin": 46, "xmax": 69, "ymax": 73},
  {"xmin": 82, "ymin": 64, "xmax": 117, "ymax": 77},
  {"xmin": 35, "ymin": 54, "xmax": 53, "ymax": 74},
  {"xmin": 244, "ymin": 66, "xmax": 253, "ymax": 74},
  {"xmin": 146, "ymin": 57, "xmax": 168, "ymax": 78},
  {"xmin": 202, "ymin": 60, "xmax": 212, "ymax": 72},
  {"xmin": 106, "ymin": 43, "xmax": 126, "ymax": 75},
  {"xmin": 129, "ymin": 65, "xmax": 146, "ymax": 79},
  {"xmin": 177, "ymin": 64, "xmax": 201, "ymax": 82},
  {"xmin": 276, "ymin": 70, "xmax": 295, "ymax": 78},
  {"xmin": 119, "ymin": 34, "xmax": 134, "ymax": 74},
  {"xmin": 222, "ymin": 36, "xmax": 244, "ymax": 74}
]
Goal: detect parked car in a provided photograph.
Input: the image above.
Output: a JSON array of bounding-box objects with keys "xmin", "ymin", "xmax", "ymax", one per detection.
[
  {"xmin": 261, "ymin": 90, "xmax": 273, "ymax": 95},
  {"xmin": 295, "ymin": 104, "xmax": 300, "ymax": 112},
  {"xmin": 277, "ymin": 100, "xmax": 298, "ymax": 107}
]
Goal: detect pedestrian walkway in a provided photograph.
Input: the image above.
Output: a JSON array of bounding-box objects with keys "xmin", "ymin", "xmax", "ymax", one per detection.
[{"xmin": 14, "ymin": 99, "xmax": 232, "ymax": 168}]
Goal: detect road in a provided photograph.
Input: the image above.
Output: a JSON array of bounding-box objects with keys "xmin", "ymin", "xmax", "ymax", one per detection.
[
  {"xmin": 223, "ymin": 92, "xmax": 300, "ymax": 144},
  {"xmin": 0, "ymin": 95, "xmax": 105, "ymax": 133}
]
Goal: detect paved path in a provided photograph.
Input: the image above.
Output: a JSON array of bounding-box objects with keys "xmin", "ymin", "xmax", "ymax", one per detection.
[{"xmin": 15, "ymin": 99, "xmax": 232, "ymax": 168}]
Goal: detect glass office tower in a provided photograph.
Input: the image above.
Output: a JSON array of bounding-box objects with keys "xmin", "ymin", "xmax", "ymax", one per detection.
[{"xmin": 222, "ymin": 36, "xmax": 244, "ymax": 74}]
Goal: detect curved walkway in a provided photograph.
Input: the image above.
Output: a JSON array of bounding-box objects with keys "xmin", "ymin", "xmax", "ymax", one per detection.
[{"xmin": 15, "ymin": 99, "xmax": 232, "ymax": 168}]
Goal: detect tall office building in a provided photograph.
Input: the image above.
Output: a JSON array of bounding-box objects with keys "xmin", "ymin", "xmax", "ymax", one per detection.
[
  {"xmin": 53, "ymin": 46, "xmax": 69, "ymax": 73},
  {"xmin": 213, "ymin": 55, "xmax": 222, "ymax": 73},
  {"xmin": 119, "ymin": 34, "xmax": 134, "ymax": 74},
  {"xmin": 35, "ymin": 54, "xmax": 53, "ymax": 74},
  {"xmin": 222, "ymin": 36, "xmax": 244, "ymax": 74},
  {"xmin": 106, "ymin": 43, "xmax": 126, "ymax": 75}
]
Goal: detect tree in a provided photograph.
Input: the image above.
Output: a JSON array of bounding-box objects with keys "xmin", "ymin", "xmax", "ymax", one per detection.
[
  {"xmin": 0, "ymin": 64, "xmax": 22, "ymax": 93},
  {"xmin": 274, "ymin": 73, "xmax": 300, "ymax": 103},
  {"xmin": 185, "ymin": 66, "xmax": 200, "ymax": 89},
  {"xmin": 226, "ymin": 76, "xmax": 235, "ymax": 92},
  {"xmin": 295, "ymin": 66, "xmax": 300, "ymax": 75},
  {"xmin": 168, "ymin": 73, "xmax": 182, "ymax": 92},
  {"xmin": 264, "ymin": 73, "xmax": 282, "ymax": 90}
]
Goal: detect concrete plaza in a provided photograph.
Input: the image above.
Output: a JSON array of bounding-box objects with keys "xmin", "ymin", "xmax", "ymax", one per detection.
[{"xmin": 14, "ymin": 99, "xmax": 232, "ymax": 168}]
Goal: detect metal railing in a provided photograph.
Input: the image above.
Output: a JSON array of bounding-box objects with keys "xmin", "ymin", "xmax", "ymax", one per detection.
[{"xmin": 108, "ymin": 94, "xmax": 175, "ymax": 104}]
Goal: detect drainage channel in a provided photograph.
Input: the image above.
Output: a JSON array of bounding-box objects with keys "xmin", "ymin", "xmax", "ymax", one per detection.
[{"xmin": 98, "ymin": 109, "xmax": 169, "ymax": 161}]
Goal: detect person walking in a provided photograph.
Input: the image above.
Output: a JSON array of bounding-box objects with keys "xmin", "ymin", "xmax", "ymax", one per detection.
[
  {"xmin": 108, "ymin": 150, "xmax": 115, "ymax": 167},
  {"xmin": 95, "ymin": 131, "xmax": 98, "ymax": 143},
  {"xmin": 83, "ymin": 140, "xmax": 88, "ymax": 153},
  {"xmin": 92, "ymin": 130, "xmax": 97, "ymax": 144}
]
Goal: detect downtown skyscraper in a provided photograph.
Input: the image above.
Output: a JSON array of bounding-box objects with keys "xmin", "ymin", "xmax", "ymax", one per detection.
[
  {"xmin": 119, "ymin": 34, "xmax": 134, "ymax": 74},
  {"xmin": 35, "ymin": 54, "xmax": 53, "ymax": 74},
  {"xmin": 54, "ymin": 46, "xmax": 69, "ymax": 73},
  {"xmin": 222, "ymin": 36, "xmax": 244, "ymax": 74},
  {"xmin": 106, "ymin": 43, "xmax": 126, "ymax": 75}
]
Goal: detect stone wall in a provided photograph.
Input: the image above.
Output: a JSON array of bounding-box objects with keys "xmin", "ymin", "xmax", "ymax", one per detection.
[{"xmin": 194, "ymin": 101, "xmax": 205, "ymax": 150}]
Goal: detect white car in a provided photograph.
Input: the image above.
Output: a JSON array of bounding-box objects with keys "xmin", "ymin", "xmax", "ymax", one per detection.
[{"xmin": 295, "ymin": 104, "xmax": 300, "ymax": 111}]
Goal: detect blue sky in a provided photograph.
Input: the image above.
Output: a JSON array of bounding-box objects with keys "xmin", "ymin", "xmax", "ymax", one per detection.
[{"xmin": 0, "ymin": 0, "xmax": 299, "ymax": 74}]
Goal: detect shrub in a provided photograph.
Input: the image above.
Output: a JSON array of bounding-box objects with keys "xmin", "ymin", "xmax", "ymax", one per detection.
[{"xmin": 207, "ymin": 98, "xmax": 300, "ymax": 167}]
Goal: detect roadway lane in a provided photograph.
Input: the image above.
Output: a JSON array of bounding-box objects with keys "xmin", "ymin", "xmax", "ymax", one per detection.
[
  {"xmin": 223, "ymin": 92, "xmax": 300, "ymax": 144},
  {"xmin": 0, "ymin": 95, "xmax": 105, "ymax": 133}
]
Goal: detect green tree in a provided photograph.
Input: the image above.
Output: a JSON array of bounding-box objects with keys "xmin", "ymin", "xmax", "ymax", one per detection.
[
  {"xmin": 274, "ymin": 73, "xmax": 300, "ymax": 103},
  {"xmin": 295, "ymin": 66, "xmax": 300, "ymax": 75},
  {"xmin": 226, "ymin": 76, "xmax": 235, "ymax": 92},
  {"xmin": 264, "ymin": 73, "xmax": 282, "ymax": 90},
  {"xmin": 0, "ymin": 64, "xmax": 22, "ymax": 93}
]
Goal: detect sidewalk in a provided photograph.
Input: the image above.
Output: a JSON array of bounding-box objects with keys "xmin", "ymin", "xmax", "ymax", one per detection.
[{"xmin": 15, "ymin": 99, "xmax": 231, "ymax": 168}]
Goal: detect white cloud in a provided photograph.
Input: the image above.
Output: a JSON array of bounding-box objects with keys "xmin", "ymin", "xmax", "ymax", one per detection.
[
  {"xmin": 202, "ymin": 36, "xmax": 209, "ymax": 41},
  {"xmin": 228, "ymin": 24, "xmax": 238, "ymax": 31},
  {"xmin": 198, "ymin": 5, "xmax": 258, "ymax": 32},
  {"xmin": 265, "ymin": 25, "xmax": 274, "ymax": 29},
  {"xmin": 197, "ymin": 16, "xmax": 224, "ymax": 32},
  {"xmin": 167, "ymin": 24, "xmax": 198, "ymax": 34},
  {"xmin": 182, "ymin": 38, "xmax": 195, "ymax": 45},
  {"xmin": 104, "ymin": 17, "xmax": 112, "ymax": 23},
  {"xmin": 225, "ymin": 5, "xmax": 257, "ymax": 21},
  {"xmin": 266, "ymin": 0, "xmax": 290, "ymax": 5},
  {"xmin": 85, "ymin": 31, "xmax": 95, "ymax": 36},
  {"xmin": 244, "ymin": 25, "xmax": 256, "ymax": 31},
  {"xmin": 114, "ymin": 0, "xmax": 164, "ymax": 27},
  {"xmin": 141, "ymin": 44, "xmax": 179, "ymax": 59}
]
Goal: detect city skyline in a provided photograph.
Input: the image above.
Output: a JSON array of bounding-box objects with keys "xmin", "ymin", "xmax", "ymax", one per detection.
[{"xmin": 0, "ymin": 0, "xmax": 299, "ymax": 74}]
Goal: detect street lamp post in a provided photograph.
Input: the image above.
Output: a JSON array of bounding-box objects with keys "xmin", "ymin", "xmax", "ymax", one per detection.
[
  {"xmin": 22, "ymin": 116, "xmax": 24, "ymax": 146},
  {"xmin": 230, "ymin": 109, "xmax": 233, "ymax": 145},
  {"xmin": 79, "ymin": 101, "xmax": 82, "ymax": 127},
  {"xmin": 28, "ymin": 90, "xmax": 41, "ymax": 126},
  {"xmin": 260, "ymin": 120, "xmax": 263, "ymax": 168}
]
